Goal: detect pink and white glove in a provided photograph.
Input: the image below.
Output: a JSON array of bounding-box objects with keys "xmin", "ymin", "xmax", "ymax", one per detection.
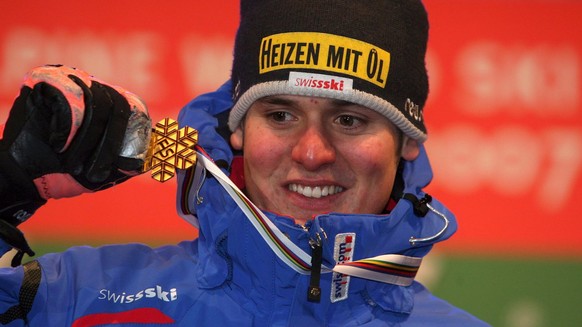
[{"xmin": 0, "ymin": 65, "xmax": 151, "ymax": 260}]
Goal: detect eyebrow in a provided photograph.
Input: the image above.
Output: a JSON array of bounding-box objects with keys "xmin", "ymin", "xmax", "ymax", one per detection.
[
  {"xmin": 259, "ymin": 96, "xmax": 357, "ymax": 107},
  {"xmin": 259, "ymin": 96, "xmax": 294, "ymax": 106},
  {"xmin": 330, "ymin": 99, "xmax": 357, "ymax": 107}
]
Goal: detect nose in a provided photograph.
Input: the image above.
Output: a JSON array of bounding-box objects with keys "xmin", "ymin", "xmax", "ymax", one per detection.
[{"xmin": 291, "ymin": 125, "xmax": 336, "ymax": 171}]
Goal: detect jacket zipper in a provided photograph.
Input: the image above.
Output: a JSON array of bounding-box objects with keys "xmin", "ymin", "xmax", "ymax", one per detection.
[
  {"xmin": 302, "ymin": 223, "xmax": 326, "ymax": 303},
  {"xmin": 307, "ymin": 234, "xmax": 323, "ymax": 302}
]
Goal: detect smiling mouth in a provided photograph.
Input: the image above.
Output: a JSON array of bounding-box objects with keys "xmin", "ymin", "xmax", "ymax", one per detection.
[{"xmin": 288, "ymin": 184, "xmax": 344, "ymax": 198}]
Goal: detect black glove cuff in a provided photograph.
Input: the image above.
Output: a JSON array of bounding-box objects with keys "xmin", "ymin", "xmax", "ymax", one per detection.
[
  {"xmin": 0, "ymin": 220, "xmax": 35, "ymax": 260},
  {"xmin": 0, "ymin": 151, "xmax": 46, "ymax": 226}
]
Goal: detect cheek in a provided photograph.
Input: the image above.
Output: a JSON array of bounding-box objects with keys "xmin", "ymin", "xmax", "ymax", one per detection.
[
  {"xmin": 243, "ymin": 130, "xmax": 287, "ymax": 175},
  {"xmin": 351, "ymin": 140, "xmax": 397, "ymax": 169},
  {"xmin": 346, "ymin": 139, "xmax": 399, "ymax": 186}
]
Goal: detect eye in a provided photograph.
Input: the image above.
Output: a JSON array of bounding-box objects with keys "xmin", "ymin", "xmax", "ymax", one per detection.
[
  {"xmin": 268, "ymin": 111, "xmax": 295, "ymax": 123},
  {"xmin": 335, "ymin": 114, "xmax": 364, "ymax": 129}
]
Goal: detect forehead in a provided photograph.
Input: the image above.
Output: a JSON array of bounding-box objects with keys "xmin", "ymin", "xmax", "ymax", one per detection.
[{"xmin": 252, "ymin": 95, "xmax": 375, "ymax": 112}]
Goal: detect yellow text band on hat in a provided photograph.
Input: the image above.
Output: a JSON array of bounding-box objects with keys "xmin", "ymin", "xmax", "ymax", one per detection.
[{"xmin": 259, "ymin": 32, "xmax": 391, "ymax": 88}]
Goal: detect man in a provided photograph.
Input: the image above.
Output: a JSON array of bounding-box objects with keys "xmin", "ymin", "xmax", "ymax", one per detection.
[{"xmin": 0, "ymin": 0, "xmax": 489, "ymax": 325}]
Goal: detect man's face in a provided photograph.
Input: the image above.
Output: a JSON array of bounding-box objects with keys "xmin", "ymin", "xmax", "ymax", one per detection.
[{"xmin": 230, "ymin": 95, "xmax": 419, "ymax": 225}]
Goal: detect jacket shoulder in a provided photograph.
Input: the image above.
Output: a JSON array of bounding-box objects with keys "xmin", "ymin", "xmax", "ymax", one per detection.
[
  {"xmin": 408, "ymin": 282, "xmax": 490, "ymax": 326},
  {"xmin": 27, "ymin": 242, "xmax": 200, "ymax": 326}
]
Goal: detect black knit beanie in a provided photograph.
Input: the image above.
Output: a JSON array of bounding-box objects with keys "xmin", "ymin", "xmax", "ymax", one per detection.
[{"xmin": 228, "ymin": 0, "xmax": 430, "ymax": 142}]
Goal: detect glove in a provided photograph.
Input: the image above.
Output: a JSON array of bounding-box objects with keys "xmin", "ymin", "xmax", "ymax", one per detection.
[{"xmin": 0, "ymin": 65, "xmax": 151, "ymax": 263}]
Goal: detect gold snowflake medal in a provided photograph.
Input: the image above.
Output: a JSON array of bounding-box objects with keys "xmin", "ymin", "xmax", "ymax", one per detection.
[{"xmin": 143, "ymin": 118, "xmax": 198, "ymax": 182}]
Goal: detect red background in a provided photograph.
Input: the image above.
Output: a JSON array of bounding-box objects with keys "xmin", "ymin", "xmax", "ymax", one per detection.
[{"xmin": 1, "ymin": 1, "xmax": 580, "ymax": 257}]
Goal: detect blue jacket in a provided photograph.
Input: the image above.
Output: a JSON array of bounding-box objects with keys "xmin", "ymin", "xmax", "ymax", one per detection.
[{"xmin": 0, "ymin": 82, "xmax": 489, "ymax": 326}]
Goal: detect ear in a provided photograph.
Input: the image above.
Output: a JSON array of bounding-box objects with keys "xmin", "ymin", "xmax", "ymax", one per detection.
[
  {"xmin": 230, "ymin": 127, "xmax": 244, "ymax": 150},
  {"xmin": 401, "ymin": 137, "xmax": 420, "ymax": 161}
]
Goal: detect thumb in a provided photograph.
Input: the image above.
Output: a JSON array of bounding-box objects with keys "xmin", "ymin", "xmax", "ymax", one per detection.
[{"xmin": 30, "ymin": 82, "xmax": 76, "ymax": 153}]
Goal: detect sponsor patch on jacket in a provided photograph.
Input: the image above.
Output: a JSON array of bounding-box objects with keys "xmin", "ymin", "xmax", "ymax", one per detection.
[{"xmin": 331, "ymin": 233, "xmax": 355, "ymax": 303}]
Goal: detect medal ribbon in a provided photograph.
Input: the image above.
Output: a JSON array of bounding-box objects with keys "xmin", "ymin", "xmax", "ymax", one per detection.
[{"xmin": 195, "ymin": 150, "xmax": 422, "ymax": 286}]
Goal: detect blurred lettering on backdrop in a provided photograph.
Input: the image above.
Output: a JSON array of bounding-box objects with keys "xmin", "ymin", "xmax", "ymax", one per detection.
[{"xmin": 0, "ymin": 1, "xmax": 580, "ymax": 256}]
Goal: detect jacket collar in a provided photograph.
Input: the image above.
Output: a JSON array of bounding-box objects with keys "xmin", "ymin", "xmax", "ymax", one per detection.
[{"xmin": 186, "ymin": 145, "xmax": 456, "ymax": 315}]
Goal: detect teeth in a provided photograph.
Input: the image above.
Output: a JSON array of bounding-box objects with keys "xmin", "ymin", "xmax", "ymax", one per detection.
[{"xmin": 288, "ymin": 184, "xmax": 344, "ymax": 198}]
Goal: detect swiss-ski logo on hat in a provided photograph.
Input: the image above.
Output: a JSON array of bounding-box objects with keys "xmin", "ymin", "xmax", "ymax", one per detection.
[
  {"xmin": 289, "ymin": 72, "xmax": 353, "ymax": 92},
  {"xmin": 259, "ymin": 32, "xmax": 391, "ymax": 88}
]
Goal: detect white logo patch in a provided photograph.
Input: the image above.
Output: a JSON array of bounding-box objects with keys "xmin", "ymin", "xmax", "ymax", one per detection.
[
  {"xmin": 289, "ymin": 72, "xmax": 353, "ymax": 92},
  {"xmin": 331, "ymin": 233, "xmax": 355, "ymax": 303}
]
